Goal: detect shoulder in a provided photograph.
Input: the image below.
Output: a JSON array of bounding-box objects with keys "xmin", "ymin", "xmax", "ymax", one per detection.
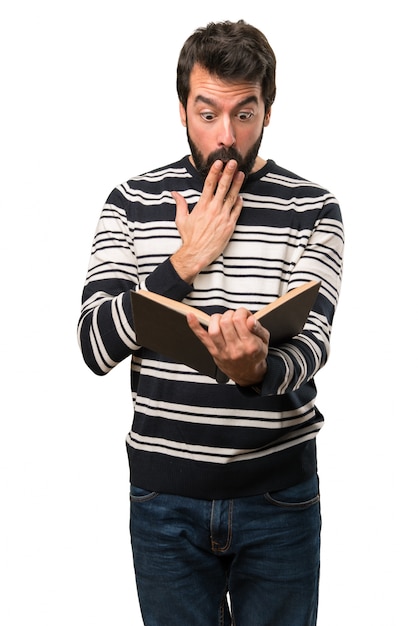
[
  {"xmin": 260, "ymin": 160, "xmax": 340, "ymax": 209},
  {"xmin": 244, "ymin": 160, "xmax": 342, "ymax": 223},
  {"xmin": 124, "ymin": 156, "xmax": 193, "ymax": 191},
  {"xmin": 261, "ymin": 160, "xmax": 333, "ymax": 195},
  {"xmin": 104, "ymin": 156, "xmax": 195, "ymax": 207}
]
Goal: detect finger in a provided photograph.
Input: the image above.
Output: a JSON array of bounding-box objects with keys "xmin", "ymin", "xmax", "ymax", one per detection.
[
  {"xmin": 200, "ymin": 160, "xmax": 224, "ymax": 199},
  {"xmin": 221, "ymin": 309, "xmax": 269, "ymax": 345},
  {"xmin": 247, "ymin": 317, "xmax": 270, "ymax": 344},
  {"xmin": 215, "ymin": 160, "xmax": 239, "ymax": 200},
  {"xmin": 223, "ymin": 308, "xmax": 252, "ymax": 340},
  {"xmin": 212, "ymin": 309, "xmax": 241, "ymax": 343},
  {"xmin": 220, "ymin": 173, "xmax": 245, "ymax": 211},
  {"xmin": 207, "ymin": 313, "xmax": 224, "ymax": 338},
  {"xmin": 187, "ymin": 313, "xmax": 216, "ymax": 349},
  {"xmin": 223, "ymin": 189, "xmax": 243, "ymax": 211},
  {"xmin": 228, "ymin": 170, "xmax": 245, "ymax": 203}
]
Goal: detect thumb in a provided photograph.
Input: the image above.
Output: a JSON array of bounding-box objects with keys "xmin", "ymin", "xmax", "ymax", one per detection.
[
  {"xmin": 248, "ymin": 316, "xmax": 270, "ymax": 344},
  {"xmin": 171, "ymin": 191, "xmax": 188, "ymax": 224}
]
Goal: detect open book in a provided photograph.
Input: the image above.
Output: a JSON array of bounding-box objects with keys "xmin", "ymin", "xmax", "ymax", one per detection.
[{"xmin": 130, "ymin": 280, "xmax": 320, "ymax": 383}]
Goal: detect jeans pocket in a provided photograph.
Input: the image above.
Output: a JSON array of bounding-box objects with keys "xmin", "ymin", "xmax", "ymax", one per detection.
[
  {"xmin": 264, "ymin": 475, "xmax": 320, "ymax": 510},
  {"xmin": 130, "ymin": 484, "xmax": 159, "ymax": 503}
]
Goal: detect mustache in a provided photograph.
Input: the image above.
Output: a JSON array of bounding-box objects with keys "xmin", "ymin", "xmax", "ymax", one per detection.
[{"xmin": 207, "ymin": 147, "xmax": 242, "ymax": 167}]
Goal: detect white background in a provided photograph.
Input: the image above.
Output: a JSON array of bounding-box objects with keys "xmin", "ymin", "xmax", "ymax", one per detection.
[{"xmin": 1, "ymin": 1, "xmax": 416, "ymax": 624}]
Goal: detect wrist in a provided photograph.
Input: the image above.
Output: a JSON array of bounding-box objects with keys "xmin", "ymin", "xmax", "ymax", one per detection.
[
  {"xmin": 235, "ymin": 359, "xmax": 267, "ymax": 390},
  {"xmin": 171, "ymin": 248, "xmax": 205, "ymax": 284}
]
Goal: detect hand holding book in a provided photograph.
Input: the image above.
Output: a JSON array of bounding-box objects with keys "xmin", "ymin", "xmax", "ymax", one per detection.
[
  {"xmin": 130, "ymin": 280, "xmax": 320, "ymax": 383},
  {"xmin": 186, "ymin": 305, "xmax": 269, "ymax": 387}
]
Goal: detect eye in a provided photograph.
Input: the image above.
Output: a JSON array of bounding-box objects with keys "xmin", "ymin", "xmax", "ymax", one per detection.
[
  {"xmin": 237, "ymin": 111, "xmax": 254, "ymax": 121},
  {"xmin": 201, "ymin": 111, "xmax": 216, "ymax": 121}
]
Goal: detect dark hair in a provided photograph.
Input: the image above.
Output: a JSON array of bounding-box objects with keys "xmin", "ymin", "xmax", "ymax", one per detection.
[{"xmin": 177, "ymin": 20, "xmax": 276, "ymax": 112}]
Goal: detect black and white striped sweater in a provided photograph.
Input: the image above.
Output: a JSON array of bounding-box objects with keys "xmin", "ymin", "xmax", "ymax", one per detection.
[{"xmin": 78, "ymin": 156, "xmax": 344, "ymax": 498}]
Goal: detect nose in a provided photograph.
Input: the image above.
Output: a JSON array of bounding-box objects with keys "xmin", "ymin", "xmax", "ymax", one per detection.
[{"xmin": 218, "ymin": 116, "xmax": 236, "ymax": 148}]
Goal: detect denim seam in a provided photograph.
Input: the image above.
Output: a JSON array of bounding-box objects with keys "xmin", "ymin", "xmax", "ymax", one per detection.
[
  {"xmin": 219, "ymin": 580, "xmax": 230, "ymax": 626},
  {"xmin": 130, "ymin": 491, "xmax": 159, "ymax": 503},
  {"xmin": 264, "ymin": 493, "xmax": 320, "ymax": 508},
  {"xmin": 210, "ymin": 499, "xmax": 234, "ymax": 553}
]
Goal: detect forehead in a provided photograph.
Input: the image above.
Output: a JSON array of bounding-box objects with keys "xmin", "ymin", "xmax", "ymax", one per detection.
[{"xmin": 188, "ymin": 64, "xmax": 263, "ymax": 106}]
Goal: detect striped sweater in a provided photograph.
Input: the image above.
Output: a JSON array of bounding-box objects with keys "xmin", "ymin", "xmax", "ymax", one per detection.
[{"xmin": 78, "ymin": 156, "xmax": 344, "ymax": 498}]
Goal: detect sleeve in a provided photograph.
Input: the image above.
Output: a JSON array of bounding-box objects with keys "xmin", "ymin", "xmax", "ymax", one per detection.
[
  {"xmin": 76, "ymin": 190, "xmax": 140, "ymax": 375},
  {"xmin": 242, "ymin": 194, "xmax": 344, "ymax": 397},
  {"xmin": 77, "ymin": 184, "xmax": 193, "ymax": 376}
]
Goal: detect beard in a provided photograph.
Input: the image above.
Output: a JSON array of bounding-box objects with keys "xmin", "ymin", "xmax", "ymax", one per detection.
[{"xmin": 187, "ymin": 126, "xmax": 264, "ymax": 180}]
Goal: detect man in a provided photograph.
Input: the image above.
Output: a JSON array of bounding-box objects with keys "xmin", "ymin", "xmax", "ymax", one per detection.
[{"xmin": 78, "ymin": 19, "xmax": 344, "ymax": 626}]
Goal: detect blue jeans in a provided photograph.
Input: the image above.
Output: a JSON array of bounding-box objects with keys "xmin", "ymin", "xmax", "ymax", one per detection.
[{"xmin": 130, "ymin": 474, "xmax": 321, "ymax": 626}]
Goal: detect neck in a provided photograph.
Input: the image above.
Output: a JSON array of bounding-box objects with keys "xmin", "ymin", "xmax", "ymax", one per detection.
[{"xmin": 251, "ymin": 156, "xmax": 266, "ymax": 173}]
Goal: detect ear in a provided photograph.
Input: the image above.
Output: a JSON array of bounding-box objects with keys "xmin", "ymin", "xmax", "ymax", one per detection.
[
  {"xmin": 179, "ymin": 101, "xmax": 187, "ymax": 127},
  {"xmin": 264, "ymin": 108, "xmax": 272, "ymax": 127}
]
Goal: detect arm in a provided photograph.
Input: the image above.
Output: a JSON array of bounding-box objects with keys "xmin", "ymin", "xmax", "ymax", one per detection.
[
  {"xmin": 77, "ymin": 194, "xmax": 140, "ymax": 375},
  {"xmin": 258, "ymin": 200, "xmax": 344, "ymax": 396},
  {"xmin": 78, "ymin": 159, "xmax": 245, "ymax": 376},
  {"xmin": 188, "ymin": 197, "xmax": 344, "ymax": 393}
]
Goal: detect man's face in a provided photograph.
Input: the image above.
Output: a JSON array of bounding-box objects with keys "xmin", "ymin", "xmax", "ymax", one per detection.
[{"xmin": 180, "ymin": 64, "xmax": 271, "ymax": 179}]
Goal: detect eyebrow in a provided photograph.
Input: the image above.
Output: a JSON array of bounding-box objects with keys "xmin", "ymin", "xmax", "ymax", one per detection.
[{"xmin": 194, "ymin": 95, "xmax": 259, "ymax": 108}]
